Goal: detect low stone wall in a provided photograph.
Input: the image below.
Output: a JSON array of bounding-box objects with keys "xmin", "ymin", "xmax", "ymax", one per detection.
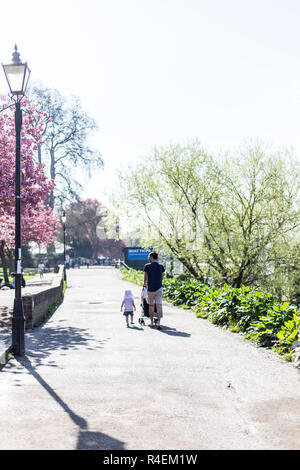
[
  {"xmin": 23, "ymin": 283, "xmax": 63, "ymax": 329},
  {"xmin": 22, "ymin": 267, "xmax": 64, "ymax": 330}
]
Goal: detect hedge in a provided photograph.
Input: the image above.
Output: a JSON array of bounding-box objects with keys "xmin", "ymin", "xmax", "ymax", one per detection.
[{"xmin": 120, "ymin": 267, "xmax": 300, "ymax": 361}]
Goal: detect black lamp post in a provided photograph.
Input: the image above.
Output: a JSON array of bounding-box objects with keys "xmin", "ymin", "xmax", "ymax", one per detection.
[
  {"xmin": 2, "ymin": 45, "xmax": 31, "ymax": 356},
  {"xmin": 61, "ymin": 211, "xmax": 67, "ymax": 281}
]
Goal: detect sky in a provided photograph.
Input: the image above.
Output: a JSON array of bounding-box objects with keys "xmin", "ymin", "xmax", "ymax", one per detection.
[{"xmin": 1, "ymin": 0, "xmax": 300, "ymax": 206}]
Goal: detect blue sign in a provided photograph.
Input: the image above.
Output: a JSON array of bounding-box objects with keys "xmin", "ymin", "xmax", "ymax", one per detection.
[{"xmin": 127, "ymin": 248, "xmax": 151, "ymax": 260}]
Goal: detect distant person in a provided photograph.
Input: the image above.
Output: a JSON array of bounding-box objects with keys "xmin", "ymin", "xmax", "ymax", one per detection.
[
  {"xmin": 121, "ymin": 289, "xmax": 136, "ymax": 327},
  {"xmin": 143, "ymin": 252, "xmax": 165, "ymax": 329},
  {"xmin": 38, "ymin": 262, "xmax": 44, "ymax": 279}
]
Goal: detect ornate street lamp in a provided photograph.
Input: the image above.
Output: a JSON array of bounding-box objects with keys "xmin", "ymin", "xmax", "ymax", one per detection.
[
  {"xmin": 2, "ymin": 45, "xmax": 31, "ymax": 356},
  {"xmin": 61, "ymin": 211, "xmax": 67, "ymax": 282},
  {"xmin": 2, "ymin": 45, "xmax": 31, "ymax": 96}
]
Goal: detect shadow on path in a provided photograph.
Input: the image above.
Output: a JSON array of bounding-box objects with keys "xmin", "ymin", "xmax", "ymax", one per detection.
[
  {"xmin": 126, "ymin": 323, "xmax": 191, "ymax": 336},
  {"xmin": 158, "ymin": 325, "xmax": 191, "ymax": 337},
  {"xmin": 24, "ymin": 321, "xmax": 110, "ymax": 368},
  {"xmin": 16, "ymin": 356, "xmax": 124, "ymax": 450}
]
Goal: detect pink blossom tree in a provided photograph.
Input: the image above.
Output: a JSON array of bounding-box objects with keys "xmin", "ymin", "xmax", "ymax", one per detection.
[{"xmin": 0, "ymin": 96, "xmax": 59, "ymax": 280}]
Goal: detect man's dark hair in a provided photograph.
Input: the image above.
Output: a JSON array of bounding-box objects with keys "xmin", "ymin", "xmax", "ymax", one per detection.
[{"xmin": 149, "ymin": 252, "xmax": 158, "ymax": 260}]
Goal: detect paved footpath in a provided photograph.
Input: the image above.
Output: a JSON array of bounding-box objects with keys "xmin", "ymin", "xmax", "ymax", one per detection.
[{"xmin": 0, "ymin": 267, "xmax": 299, "ymax": 450}]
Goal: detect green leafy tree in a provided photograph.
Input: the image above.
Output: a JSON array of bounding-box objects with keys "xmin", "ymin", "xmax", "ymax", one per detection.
[{"xmin": 115, "ymin": 140, "xmax": 300, "ymax": 292}]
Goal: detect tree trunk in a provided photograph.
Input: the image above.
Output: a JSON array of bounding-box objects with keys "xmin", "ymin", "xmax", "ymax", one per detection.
[
  {"xmin": 45, "ymin": 148, "xmax": 57, "ymax": 256},
  {"xmin": 0, "ymin": 241, "xmax": 10, "ymax": 283},
  {"xmin": 37, "ymin": 144, "xmax": 42, "ymax": 164},
  {"xmin": 7, "ymin": 251, "xmax": 14, "ymax": 274},
  {"xmin": 49, "ymin": 148, "xmax": 55, "ymax": 209},
  {"xmin": 177, "ymin": 256, "xmax": 202, "ymax": 280}
]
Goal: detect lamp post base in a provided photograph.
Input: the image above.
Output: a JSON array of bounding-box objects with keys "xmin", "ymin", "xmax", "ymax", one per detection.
[{"xmin": 12, "ymin": 298, "xmax": 25, "ymax": 356}]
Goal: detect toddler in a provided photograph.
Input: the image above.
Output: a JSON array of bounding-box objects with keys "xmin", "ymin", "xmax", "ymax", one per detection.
[{"xmin": 121, "ymin": 289, "xmax": 136, "ymax": 327}]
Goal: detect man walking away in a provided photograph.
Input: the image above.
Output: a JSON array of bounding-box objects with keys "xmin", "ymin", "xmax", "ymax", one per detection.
[{"xmin": 143, "ymin": 252, "xmax": 165, "ymax": 329}]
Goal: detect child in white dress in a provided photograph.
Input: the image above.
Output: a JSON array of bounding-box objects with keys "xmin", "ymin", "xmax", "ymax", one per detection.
[{"xmin": 121, "ymin": 289, "xmax": 136, "ymax": 327}]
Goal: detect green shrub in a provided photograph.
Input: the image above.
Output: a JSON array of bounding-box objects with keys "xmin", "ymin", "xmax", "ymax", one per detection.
[
  {"xmin": 163, "ymin": 278, "xmax": 208, "ymax": 307},
  {"xmin": 247, "ymin": 302, "xmax": 298, "ymax": 348},
  {"xmin": 276, "ymin": 313, "xmax": 300, "ymax": 351},
  {"xmin": 121, "ymin": 267, "xmax": 300, "ymax": 361},
  {"xmin": 120, "ymin": 266, "xmax": 144, "ymax": 285}
]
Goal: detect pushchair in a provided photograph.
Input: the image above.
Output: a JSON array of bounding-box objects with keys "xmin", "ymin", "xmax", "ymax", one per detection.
[{"xmin": 138, "ymin": 287, "xmax": 158, "ymax": 326}]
